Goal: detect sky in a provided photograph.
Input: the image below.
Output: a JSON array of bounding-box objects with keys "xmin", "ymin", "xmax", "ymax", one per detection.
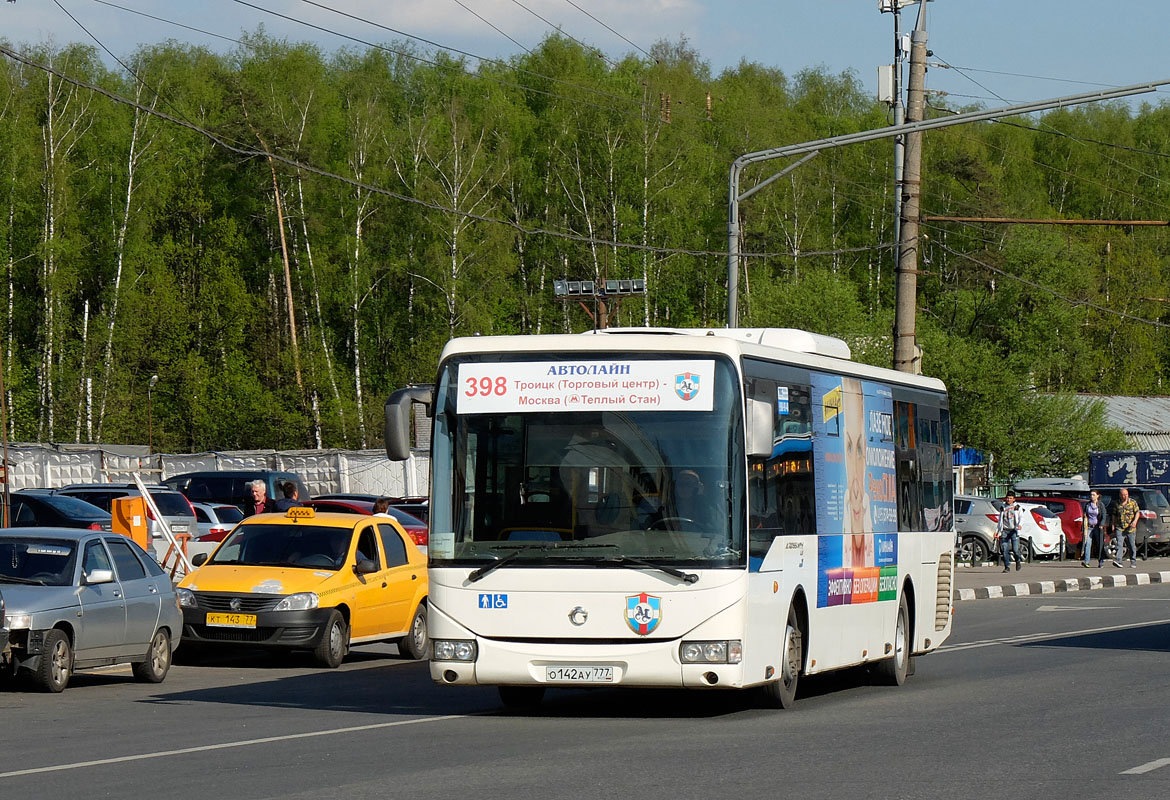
[{"xmin": 3, "ymin": 0, "xmax": 1170, "ymax": 113}]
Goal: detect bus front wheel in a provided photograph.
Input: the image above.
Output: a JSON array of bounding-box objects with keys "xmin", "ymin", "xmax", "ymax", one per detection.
[
  {"xmin": 761, "ymin": 606, "xmax": 802, "ymax": 709},
  {"xmin": 876, "ymin": 594, "xmax": 910, "ymax": 686}
]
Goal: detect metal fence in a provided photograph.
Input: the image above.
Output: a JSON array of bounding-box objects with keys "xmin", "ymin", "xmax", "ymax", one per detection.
[{"xmin": 2, "ymin": 442, "xmax": 430, "ymax": 499}]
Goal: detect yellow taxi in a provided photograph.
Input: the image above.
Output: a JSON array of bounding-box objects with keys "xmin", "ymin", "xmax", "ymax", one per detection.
[{"xmin": 175, "ymin": 507, "xmax": 428, "ymax": 667}]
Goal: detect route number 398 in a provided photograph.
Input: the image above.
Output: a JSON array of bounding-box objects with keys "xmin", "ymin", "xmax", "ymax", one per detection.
[{"xmin": 465, "ymin": 376, "xmax": 508, "ymax": 397}]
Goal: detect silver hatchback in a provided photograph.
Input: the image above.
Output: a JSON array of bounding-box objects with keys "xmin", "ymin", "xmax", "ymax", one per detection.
[
  {"xmin": 0, "ymin": 529, "xmax": 183, "ymax": 692},
  {"xmin": 954, "ymin": 494, "xmax": 1003, "ymax": 562}
]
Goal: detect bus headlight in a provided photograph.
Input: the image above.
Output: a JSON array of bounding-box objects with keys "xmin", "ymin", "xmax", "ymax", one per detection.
[
  {"xmin": 680, "ymin": 640, "xmax": 742, "ymax": 664},
  {"xmin": 433, "ymin": 639, "xmax": 477, "ymax": 662}
]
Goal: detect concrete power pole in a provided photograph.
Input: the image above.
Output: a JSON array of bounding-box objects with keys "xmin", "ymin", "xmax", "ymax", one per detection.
[{"xmin": 892, "ymin": 0, "xmax": 928, "ymax": 374}]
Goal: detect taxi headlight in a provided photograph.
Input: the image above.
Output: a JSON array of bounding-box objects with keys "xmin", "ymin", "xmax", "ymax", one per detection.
[
  {"xmin": 5, "ymin": 613, "xmax": 32, "ymax": 630},
  {"xmin": 680, "ymin": 640, "xmax": 742, "ymax": 664},
  {"xmin": 433, "ymin": 639, "xmax": 477, "ymax": 662},
  {"xmin": 175, "ymin": 588, "xmax": 198, "ymax": 609},
  {"xmin": 273, "ymin": 592, "xmax": 319, "ymax": 612}
]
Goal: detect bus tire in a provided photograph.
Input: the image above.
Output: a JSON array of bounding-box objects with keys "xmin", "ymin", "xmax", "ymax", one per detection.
[
  {"xmin": 877, "ymin": 593, "xmax": 910, "ymax": 686},
  {"xmin": 499, "ymin": 686, "xmax": 545, "ymax": 709},
  {"xmin": 761, "ymin": 606, "xmax": 802, "ymax": 709}
]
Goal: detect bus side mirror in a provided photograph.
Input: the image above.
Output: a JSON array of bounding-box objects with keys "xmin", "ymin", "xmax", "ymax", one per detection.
[
  {"xmin": 385, "ymin": 386, "xmax": 434, "ymax": 461},
  {"xmin": 746, "ymin": 397, "xmax": 774, "ymax": 459}
]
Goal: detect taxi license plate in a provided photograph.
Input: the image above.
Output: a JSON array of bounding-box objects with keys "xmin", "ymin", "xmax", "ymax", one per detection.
[
  {"xmin": 206, "ymin": 613, "xmax": 257, "ymax": 628},
  {"xmin": 545, "ymin": 665, "xmax": 613, "ymax": 683}
]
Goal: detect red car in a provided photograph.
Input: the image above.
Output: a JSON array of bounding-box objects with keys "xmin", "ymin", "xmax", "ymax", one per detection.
[
  {"xmin": 1014, "ymin": 495, "xmax": 1087, "ymax": 556},
  {"xmin": 302, "ymin": 498, "xmax": 428, "ymax": 548}
]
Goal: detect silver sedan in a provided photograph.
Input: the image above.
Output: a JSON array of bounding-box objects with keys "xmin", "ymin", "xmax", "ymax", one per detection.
[{"xmin": 0, "ymin": 528, "xmax": 183, "ymax": 692}]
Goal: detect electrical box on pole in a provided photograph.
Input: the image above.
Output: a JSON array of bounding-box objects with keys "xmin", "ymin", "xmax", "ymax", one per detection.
[{"xmin": 877, "ymin": 65, "xmax": 895, "ymax": 105}]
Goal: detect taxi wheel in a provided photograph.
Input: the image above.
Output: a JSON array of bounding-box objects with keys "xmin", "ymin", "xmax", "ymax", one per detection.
[
  {"xmin": 132, "ymin": 629, "xmax": 172, "ymax": 683},
  {"xmin": 398, "ymin": 605, "xmax": 429, "ymax": 660},
  {"xmin": 314, "ymin": 610, "xmax": 349, "ymax": 669}
]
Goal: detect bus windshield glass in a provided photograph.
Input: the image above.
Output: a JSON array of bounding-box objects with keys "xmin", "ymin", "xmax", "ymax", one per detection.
[{"xmin": 429, "ymin": 355, "xmax": 745, "ymax": 568}]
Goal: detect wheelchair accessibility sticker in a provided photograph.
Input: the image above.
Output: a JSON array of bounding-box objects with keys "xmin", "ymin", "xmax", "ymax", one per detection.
[{"xmin": 478, "ymin": 593, "xmax": 508, "ymax": 609}]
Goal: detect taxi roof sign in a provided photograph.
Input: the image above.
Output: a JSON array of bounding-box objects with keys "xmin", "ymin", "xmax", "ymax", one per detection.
[{"xmin": 286, "ymin": 506, "xmax": 316, "ymax": 520}]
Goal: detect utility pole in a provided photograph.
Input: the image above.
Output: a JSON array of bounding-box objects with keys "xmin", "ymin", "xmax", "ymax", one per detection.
[
  {"xmin": 892, "ymin": 0, "xmax": 928, "ymax": 374},
  {"xmin": 880, "ymin": 0, "xmax": 911, "ymax": 264}
]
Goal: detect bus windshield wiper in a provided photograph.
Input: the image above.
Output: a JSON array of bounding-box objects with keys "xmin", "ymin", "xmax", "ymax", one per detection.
[
  {"xmin": 468, "ymin": 550, "xmax": 522, "ymax": 583},
  {"xmin": 605, "ymin": 556, "xmax": 699, "ymax": 584},
  {"xmin": 467, "ymin": 542, "xmax": 616, "ymax": 582}
]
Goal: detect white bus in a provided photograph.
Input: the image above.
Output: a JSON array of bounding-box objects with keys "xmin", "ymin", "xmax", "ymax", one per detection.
[{"xmin": 385, "ymin": 327, "xmax": 954, "ymax": 708}]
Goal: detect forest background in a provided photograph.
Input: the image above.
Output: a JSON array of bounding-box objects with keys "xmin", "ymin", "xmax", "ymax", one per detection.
[{"xmin": 1, "ymin": 31, "xmax": 1161, "ymax": 478}]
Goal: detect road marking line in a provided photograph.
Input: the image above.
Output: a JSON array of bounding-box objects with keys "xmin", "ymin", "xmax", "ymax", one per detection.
[
  {"xmin": 937, "ymin": 617, "xmax": 1170, "ymax": 654},
  {"xmin": 1035, "ymin": 605, "xmax": 1122, "ymax": 612},
  {"xmin": 0, "ymin": 714, "xmax": 468, "ymax": 779},
  {"xmin": 1121, "ymin": 758, "xmax": 1170, "ymax": 775}
]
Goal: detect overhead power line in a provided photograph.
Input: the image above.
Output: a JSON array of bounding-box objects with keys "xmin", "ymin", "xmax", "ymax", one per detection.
[
  {"xmin": 92, "ymin": 0, "xmax": 245, "ymax": 45},
  {"xmin": 506, "ymin": 0, "xmax": 619, "ymax": 68},
  {"xmin": 558, "ymin": 0, "xmax": 656, "ymax": 62},
  {"xmin": 448, "ymin": 0, "xmax": 533, "ymax": 54},
  {"xmin": 227, "ymin": 0, "xmax": 665, "ymax": 123}
]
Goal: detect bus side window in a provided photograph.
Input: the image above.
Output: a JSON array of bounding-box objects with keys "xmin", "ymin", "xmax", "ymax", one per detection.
[{"xmin": 749, "ymin": 379, "xmax": 815, "ymax": 561}]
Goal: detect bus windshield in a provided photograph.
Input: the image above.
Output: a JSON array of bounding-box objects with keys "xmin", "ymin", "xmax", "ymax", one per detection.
[{"xmin": 429, "ymin": 356, "xmax": 745, "ymax": 568}]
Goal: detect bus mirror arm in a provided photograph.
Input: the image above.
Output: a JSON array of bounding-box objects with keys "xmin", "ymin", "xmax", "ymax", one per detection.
[{"xmin": 385, "ymin": 385, "xmax": 434, "ymax": 460}]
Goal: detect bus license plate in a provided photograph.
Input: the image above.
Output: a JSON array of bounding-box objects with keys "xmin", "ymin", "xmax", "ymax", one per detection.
[
  {"xmin": 206, "ymin": 613, "xmax": 257, "ymax": 628},
  {"xmin": 545, "ymin": 665, "xmax": 613, "ymax": 683}
]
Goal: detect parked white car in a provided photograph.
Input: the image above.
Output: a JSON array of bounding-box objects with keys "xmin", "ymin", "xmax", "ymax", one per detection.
[
  {"xmin": 188, "ymin": 502, "xmax": 244, "ymax": 561},
  {"xmin": 1006, "ymin": 502, "xmax": 1063, "ymax": 559}
]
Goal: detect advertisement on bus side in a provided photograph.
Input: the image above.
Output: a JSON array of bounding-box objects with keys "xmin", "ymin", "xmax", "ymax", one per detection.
[{"xmin": 811, "ymin": 374, "xmax": 899, "ymax": 608}]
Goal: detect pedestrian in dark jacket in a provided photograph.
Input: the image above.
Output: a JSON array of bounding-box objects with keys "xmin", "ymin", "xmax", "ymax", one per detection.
[{"xmin": 273, "ymin": 481, "xmax": 302, "ymax": 512}]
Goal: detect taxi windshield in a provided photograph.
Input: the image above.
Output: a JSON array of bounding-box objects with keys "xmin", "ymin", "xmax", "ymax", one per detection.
[{"xmin": 208, "ymin": 524, "xmax": 353, "ymax": 570}]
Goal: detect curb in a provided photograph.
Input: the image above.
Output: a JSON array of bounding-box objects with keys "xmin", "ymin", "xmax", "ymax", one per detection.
[{"xmin": 954, "ymin": 570, "xmax": 1170, "ymax": 602}]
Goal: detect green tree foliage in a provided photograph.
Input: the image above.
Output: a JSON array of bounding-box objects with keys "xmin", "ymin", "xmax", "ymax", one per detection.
[{"xmin": 0, "ymin": 32, "xmax": 1160, "ymax": 479}]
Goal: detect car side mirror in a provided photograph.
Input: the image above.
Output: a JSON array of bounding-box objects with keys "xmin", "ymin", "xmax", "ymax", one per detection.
[
  {"xmin": 85, "ymin": 568, "xmax": 115, "ymax": 585},
  {"xmin": 192, "ymin": 553, "xmax": 208, "ymax": 567},
  {"xmin": 354, "ymin": 558, "xmax": 377, "ymax": 575}
]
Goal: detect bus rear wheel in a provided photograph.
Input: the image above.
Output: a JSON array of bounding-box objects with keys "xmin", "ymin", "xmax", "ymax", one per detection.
[
  {"xmin": 876, "ymin": 594, "xmax": 910, "ymax": 686},
  {"xmin": 761, "ymin": 606, "xmax": 802, "ymax": 709}
]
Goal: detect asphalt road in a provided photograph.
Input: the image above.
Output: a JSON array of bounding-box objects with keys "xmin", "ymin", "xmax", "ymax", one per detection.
[{"xmin": 3, "ymin": 586, "xmax": 1169, "ymax": 800}]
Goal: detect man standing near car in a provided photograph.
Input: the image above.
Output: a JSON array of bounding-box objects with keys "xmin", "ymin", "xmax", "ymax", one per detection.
[
  {"xmin": 997, "ymin": 493, "xmax": 1024, "ymax": 573},
  {"xmin": 246, "ymin": 480, "xmax": 273, "ymax": 516},
  {"xmin": 1112, "ymin": 488, "xmax": 1140, "ymax": 568}
]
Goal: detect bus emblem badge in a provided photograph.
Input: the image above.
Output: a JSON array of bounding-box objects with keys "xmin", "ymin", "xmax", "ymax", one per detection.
[
  {"xmin": 675, "ymin": 373, "xmax": 700, "ymax": 401},
  {"xmin": 626, "ymin": 593, "xmax": 661, "ymax": 635}
]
